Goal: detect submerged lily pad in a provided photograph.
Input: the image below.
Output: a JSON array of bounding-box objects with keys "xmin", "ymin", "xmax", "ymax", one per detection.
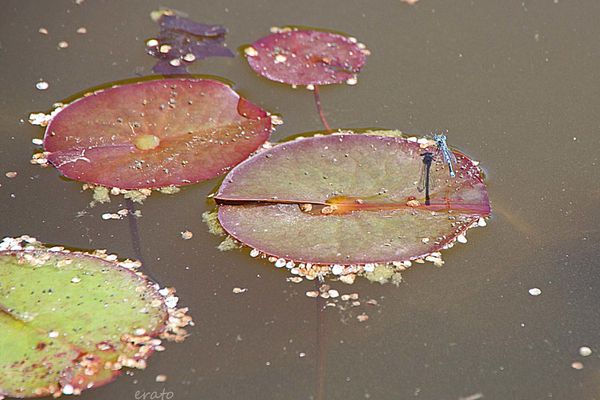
[
  {"xmin": 147, "ymin": 13, "xmax": 234, "ymax": 74},
  {"xmin": 244, "ymin": 28, "xmax": 369, "ymax": 86},
  {"xmin": 0, "ymin": 237, "xmax": 191, "ymax": 398},
  {"xmin": 214, "ymin": 132, "xmax": 490, "ymax": 267},
  {"xmin": 42, "ymin": 78, "xmax": 274, "ymax": 189}
]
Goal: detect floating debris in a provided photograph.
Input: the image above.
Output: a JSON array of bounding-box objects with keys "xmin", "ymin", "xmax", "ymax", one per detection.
[
  {"xmin": 181, "ymin": 230, "xmax": 193, "ymax": 240},
  {"xmin": 38, "ymin": 27, "xmax": 49, "ymax": 35},
  {"xmin": 579, "ymin": 346, "xmax": 592, "ymax": 357},
  {"xmin": 356, "ymin": 313, "xmax": 369, "ymax": 322},
  {"xmin": 528, "ymin": 288, "xmax": 542, "ymax": 296},
  {"xmin": 232, "ymin": 287, "xmax": 248, "ymax": 294},
  {"xmin": 57, "ymin": 40, "xmax": 69, "ymax": 49},
  {"xmin": 76, "ymin": 27, "xmax": 87, "ymax": 34},
  {"xmin": 35, "ymin": 81, "xmax": 49, "ymax": 90},
  {"xmin": 571, "ymin": 361, "xmax": 584, "ymax": 370},
  {"xmin": 5, "ymin": 171, "xmax": 17, "ymax": 178}
]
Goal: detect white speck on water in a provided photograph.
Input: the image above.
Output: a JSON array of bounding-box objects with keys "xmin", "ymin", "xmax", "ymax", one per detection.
[
  {"xmin": 48, "ymin": 330, "xmax": 59, "ymax": 338},
  {"xmin": 32, "ymin": 138, "xmax": 43, "ymax": 145},
  {"xmin": 58, "ymin": 40, "xmax": 69, "ymax": 49},
  {"xmin": 36, "ymin": 81, "xmax": 49, "ymax": 90},
  {"xmin": 528, "ymin": 288, "xmax": 542, "ymax": 296},
  {"xmin": 232, "ymin": 287, "xmax": 248, "ymax": 294},
  {"xmin": 571, "ymin": 361, "xmax": 584, "ymax": 370},
  {"xmin": 275, "ymin": 258, "xmax": 286, "ymax": 268},
  {"xmin": 579, "ymin": 346, "xmax": 592, "ymax": 357},
  {"xmin": 70, "ymin": 277, "xmax": 81, "ymax": 283}
]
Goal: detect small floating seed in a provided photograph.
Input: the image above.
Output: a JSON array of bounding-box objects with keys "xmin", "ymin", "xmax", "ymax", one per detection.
[
  {"xmin": 244, "ymin": 46, "xmax": 258, "ymax": 57},
  {"xmin": 38, "ymin": 27, "xmax": 48, "ymax": 35},
  {"xmin": 528, "ymin": 288, "xmax": 542, "ymax": 296},
  {"xmin": 306, "ymin": 291, "xmax": 319, "ymax": 298},
  {"xmin": 571, "ymin": 362, "xmax": 584, "ymax": 370},
  {"xmin": 579, "ymin": 347, "xmax": 592, "ymax": 357},
  {"xmin": 357, "ymin": 314, "xmax": 369, "ymax": 322},
  {"xmin": 232, "ymin": 287, "xmax": 247, "ymax": 294},
  {"xmin": 58, "ymin": 40, "xmax": 69, "ymax": 48},
  {"xmin": 299, "ymin": 204, "xmax": 313, "ymax": 212},
  {"xmin": 5, "ymin": 171, "xmax": 17, "ymax": 178},
  {"xmin": 331, "ymin": 264, "xmax": 344, "ymax": 275},
  {"xmin": 406, "ymin": 199, "xmax": 420, "ymax": 207},
  {"xmin": 275, "ymin": 258, "xmax": 286, "ymax": 268},
  {"xmin": 321, "ymin": 206, "xmax": 335, "ymax": 215},
  {"xmin": 76, "ymin": 27, "xmax": 87, "ymax": 34},
  {"xmin": 35, "ymin": 81, "xmax": 49, "ymax": 90},
  {"xmin": 146, "ymin": 39, "xmax": 159, "ymax": 47}
]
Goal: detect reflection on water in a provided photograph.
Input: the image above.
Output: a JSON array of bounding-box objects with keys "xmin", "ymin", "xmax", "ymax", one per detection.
[{"xmin": 1, "ymin": 0, "xmax": 600, "ymax": 399}]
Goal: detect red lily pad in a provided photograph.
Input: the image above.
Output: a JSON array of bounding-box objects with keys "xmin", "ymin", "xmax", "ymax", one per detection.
[
  {"xmin": 0, "ymin": 236, "xmax": 191, "ymax": 398},
  {"xmin": 43, "ymin": 78, "xmax": 274, "ymax": 189},
  {"xmin": 214, "ymin": 132, "xmax": 490, "ymax": 265},
  {"xmin": 245, "ymin": 28, "xmax": 369, "ymax": 86}
]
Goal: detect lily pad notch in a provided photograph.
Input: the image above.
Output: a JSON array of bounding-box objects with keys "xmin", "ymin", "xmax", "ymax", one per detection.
[{"xmin": 211, "ymin": 131, "xmax": 491, "ymax": 282}]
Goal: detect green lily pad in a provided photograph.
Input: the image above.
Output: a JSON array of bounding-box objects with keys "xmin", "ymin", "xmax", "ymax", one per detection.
[
  {"xmin": 0, "ymin": 237, "xmax": 191, "ymax": 398},
  {"xmin": 214, "ymin": 131, "xmax": 490, "ymax": 270}
]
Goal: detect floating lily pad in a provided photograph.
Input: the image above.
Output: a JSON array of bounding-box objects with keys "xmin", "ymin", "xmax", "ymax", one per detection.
[
  {"xmin": 214, "ymin": 132, "xmax": 490, "ymax": 267},
  {"xmin": 0, "ymin": 237, "xmax": 191, "ymax": 398},
  {"xmin": 244, "ymin": 28, "xmax": 369, "ymax": 86},
  {"xmin": 43, "ymin": 78, "xmax": 274, "ymax": 189}
]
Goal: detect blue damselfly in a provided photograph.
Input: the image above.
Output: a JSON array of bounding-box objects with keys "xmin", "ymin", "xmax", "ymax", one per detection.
[{"xmin": 433, "ymin": 133, "xmax": 456, "ymax": 178}]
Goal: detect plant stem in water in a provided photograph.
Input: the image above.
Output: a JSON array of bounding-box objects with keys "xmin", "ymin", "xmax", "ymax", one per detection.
[{"xmin": 313, "ymin": 85, "xmax": 331, "ymax": 131}]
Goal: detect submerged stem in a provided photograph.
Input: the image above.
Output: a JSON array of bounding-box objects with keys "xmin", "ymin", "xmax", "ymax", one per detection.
[
  {"xmin": 313, "ymin": 86, "xmax": 331, "ymax": 132},
  {"xmin": 125, "ymin": 198, "xmax": 145, "ymax": 266}
]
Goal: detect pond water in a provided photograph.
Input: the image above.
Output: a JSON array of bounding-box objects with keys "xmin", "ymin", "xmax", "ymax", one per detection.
[{"xmin": 1, "ymin": 0, "xmax": 600, "ymax": 399}]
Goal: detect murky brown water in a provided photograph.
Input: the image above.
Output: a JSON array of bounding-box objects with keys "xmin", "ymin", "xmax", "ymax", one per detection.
[{"xmin": 2, "ymin": 0, "xmax": 600, "ymax": 399}]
